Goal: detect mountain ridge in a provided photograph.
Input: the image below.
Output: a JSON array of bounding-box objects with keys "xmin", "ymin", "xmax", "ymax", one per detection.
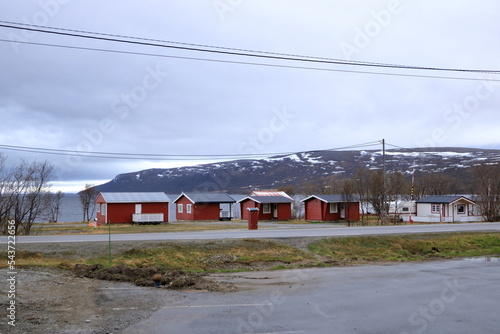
[{"xmin": 95, "ymin": 147, "xmax": 500, "ymax": 193}]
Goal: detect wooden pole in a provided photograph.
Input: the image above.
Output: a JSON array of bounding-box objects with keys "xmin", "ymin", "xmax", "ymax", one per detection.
[
  {"xmin": 382, "ymin": 139, "xmax": 387, "ymax": 225},
  {"xmin": 108, "ymin": 220, "xmax": 112, "ymax": 266}
]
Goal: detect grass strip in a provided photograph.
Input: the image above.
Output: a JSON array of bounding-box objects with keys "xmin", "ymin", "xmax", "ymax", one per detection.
[
  {"xmin": 32, "ymin": 222, "xmax": 247, "ymax": 235},
  {"xmin": 87, "ymin": 239, "xmax": 316, "ymax": 272},
  {"xmin": 4, "ymin": 232, "xmax": 499, "ymax": 272},
  {"xmin": 308, "ymin": 232, "xmax": 500, "ymax": 262}
]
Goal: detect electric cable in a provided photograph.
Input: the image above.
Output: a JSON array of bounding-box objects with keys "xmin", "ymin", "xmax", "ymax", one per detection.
[
  {"xmin": 1, "ymin": 38, "xmax": 498, "ymax": 82},
  {"xmin": 0, "ymin": 141, "xmax": 383, "ymax": 161},
  {"xmin": 1, "ymin": 21, "xmax": 499, "ymax": 75}
]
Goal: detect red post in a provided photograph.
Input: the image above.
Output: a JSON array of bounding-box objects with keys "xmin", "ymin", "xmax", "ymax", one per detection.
[{"xmin": 247, "ymin": 207, "xmax": 259, "ymax": 230}]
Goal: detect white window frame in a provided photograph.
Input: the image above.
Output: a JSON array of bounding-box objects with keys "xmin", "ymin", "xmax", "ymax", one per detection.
[
  {"xmin": 329, "ymin": 203, "xmax": 338, "ymax": 213},
  {"xmin": 101, "ymin": 204, "xmax": 107, "ymax": 215},
  {"xmin": 431, "ymin": 204, "xmax": 441, "ymax": 214},
  {"xmin": 186, "ymin": 204, "xmax": 192, "ymax": 214},
  {"xmin": 457, "ymin": 204, "xmax": 466, "ymax": 214},
  {"xmin": 178, "ymin": 203, "xmax": 183, "ymax": 213},
  {"xmin": 97, "ymin": 204, "xmax": 100, "ymax": 213},
  {"xmin": 262, "ymin": 203, "xmax": 271, "ymax": 214}
]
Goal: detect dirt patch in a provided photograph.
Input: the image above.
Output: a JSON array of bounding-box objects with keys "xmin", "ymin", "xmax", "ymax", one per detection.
[
  {"xmin": 0, "ymin": 267, "xmax": 188, "ymax": 334},
  {"xmin": 73, "ymin": 263, "xmax": 235, "ymax": 292}
]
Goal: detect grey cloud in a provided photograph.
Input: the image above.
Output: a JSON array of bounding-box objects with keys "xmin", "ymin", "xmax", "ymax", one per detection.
[{"xmin": 1, "ymin": 0, "xmax": 499, "ymax": 191}]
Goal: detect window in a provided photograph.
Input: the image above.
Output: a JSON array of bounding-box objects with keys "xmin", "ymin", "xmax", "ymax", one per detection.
[
  {"xmin": 96, "ymin": 204, "xmax": 100, "ymax": 213},
  {"xmin": 187, "ymin": 204, "xmax": 192, "ymax": 214},
  {"xmin": 402, "ymin": 207, "xmax": 409, "ymax": 212},
  {"xmin": 329, "ymin": 203, "xmax": 338, "ymax": 213},
  {"xmin": 101, "ymin": 204, "xmax": 106, "ymax": 215},
  {"xmin": 262, "ymin": 203, "xmax": 271, "ymax": 214},
  {"xmin": 178, "ymin": 203, "xmax": 183, "ymax": 213},
  {"xmin": 457, "ymin": 204, "xmax": 465, "ymax": 214},
  {"xmin": 431, "ymin": 204, "xmax": 440, "ymax": 214}
]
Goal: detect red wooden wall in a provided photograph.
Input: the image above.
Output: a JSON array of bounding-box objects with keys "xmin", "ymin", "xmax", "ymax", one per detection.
[
  {"xmin": 304, "ymin": 199, "xmax": 360, "ymax": 222},
  {"xmin": 175, "ymin": 195, "xmax": 222, "ymax": 221},
  {"xmin": 96, "ymin": 200, "xmax": 168, "ymax": 224},
  {"xmin": 240, "ymin": 199, "xmax": 291, "ymax": 220}
]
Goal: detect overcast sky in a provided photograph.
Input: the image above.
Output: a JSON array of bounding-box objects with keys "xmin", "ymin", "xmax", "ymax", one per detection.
[{"xmin": 1, "ymin": 1, "xmax": 499, "ymax": 192}]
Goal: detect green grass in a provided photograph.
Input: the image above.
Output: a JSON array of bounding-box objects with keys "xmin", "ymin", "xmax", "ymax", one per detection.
[
  {"xmin": 4, "ymin": 232, "xmax": 499, "ymax": 272},
  {"xmin": 5, "ymin": 250, "xmax": 78, "ymax": 267},
  {"xmin": 86, "ymin": 239, "xmax": 316, "ymax": 272},
  {"xmin": 33, "ymin": 222, "xmax": 247, "ymax": 235},
  {"xmin": 308, "ymin": 232, "xmax": 500, "ymax": 262}
]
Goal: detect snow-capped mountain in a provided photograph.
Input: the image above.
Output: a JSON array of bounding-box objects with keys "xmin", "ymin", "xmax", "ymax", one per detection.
[{"xmin": 95, "ymin": 147, "xmax": 500, "ymax": 193}]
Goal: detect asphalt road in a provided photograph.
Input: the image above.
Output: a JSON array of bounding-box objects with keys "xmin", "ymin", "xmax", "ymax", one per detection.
[
  {"xmin": 3, "ymin": 222, "xmax": 500, "ymax": 244},
  {"xmin": 120, "ymin": 257, "xmax": 500, "ymax": 334}
]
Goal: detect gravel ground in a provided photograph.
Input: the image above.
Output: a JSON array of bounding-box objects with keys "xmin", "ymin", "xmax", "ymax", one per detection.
[{"xmin": 0, "ymin": 267, "xmax": 189, "ymax": 334}]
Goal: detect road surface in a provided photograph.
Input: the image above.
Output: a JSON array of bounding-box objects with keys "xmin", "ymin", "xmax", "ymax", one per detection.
[
  {"xmin": 3, "ymin": 222, "xmax": 500, "ymax": 244},
  {"xmin": 120, "ymin": 257, "xmax": 500, "ymax": 333}
]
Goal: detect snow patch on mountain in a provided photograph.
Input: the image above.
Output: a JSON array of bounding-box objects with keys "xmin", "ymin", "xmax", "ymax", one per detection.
[{"xmin": 97, "ymin": 147, "xmax": 500, "ymax": 193}]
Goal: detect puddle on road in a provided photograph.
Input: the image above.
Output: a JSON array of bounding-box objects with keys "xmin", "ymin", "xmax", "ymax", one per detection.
[{"xmin": 462, "ymin": 256, "xmax": 500, "ymax": 262}]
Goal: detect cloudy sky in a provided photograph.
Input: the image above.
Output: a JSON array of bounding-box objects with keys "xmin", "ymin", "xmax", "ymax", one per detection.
[{"xmin": 1, "ymin": 1, "xmax": 499, "ymax": 192}]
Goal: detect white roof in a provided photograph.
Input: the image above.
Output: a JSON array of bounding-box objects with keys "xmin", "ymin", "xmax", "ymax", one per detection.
[
  {"xmin": 249, "ymin": 191, "xmax": 292, "ymax": 199},
  {"xmin": 99, "ymin": 192, "xmax": 170, "ymax": 203}
]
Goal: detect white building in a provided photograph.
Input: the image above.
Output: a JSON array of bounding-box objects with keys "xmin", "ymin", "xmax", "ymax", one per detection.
[
  {"xmin": 388, "ymin": 200, "xmax": 417, "ymax": 222},
  {"xmin": 414, "ymin": 195, "xmax": 482, "ymax": 223}
]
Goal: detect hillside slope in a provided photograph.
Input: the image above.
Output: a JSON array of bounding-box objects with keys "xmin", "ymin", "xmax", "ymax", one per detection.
[{"xmin": 95, "ymin": 147, "xmax": 500, "ymax": 193}]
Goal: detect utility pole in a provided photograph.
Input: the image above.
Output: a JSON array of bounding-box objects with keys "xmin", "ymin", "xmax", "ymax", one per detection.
[
  {"xmin": 411, "ymin": 160, "xmax": 415, "ymax": 201},
  {"xmin": 381, "ymin": 139, "xmax": 387, "ymax": 225}
]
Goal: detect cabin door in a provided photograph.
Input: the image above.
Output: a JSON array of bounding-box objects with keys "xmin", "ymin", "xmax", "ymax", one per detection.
[
  {"xmin": 135, "ymin": 204, "xmax": 142, "ymax": 214},
  {"xmin": 340, "ymin": 204, "xmax": 346, "ymax": 219},
  {"xmin": 273, "ymin": 204, "xmax": 278, "ymax": 219}
]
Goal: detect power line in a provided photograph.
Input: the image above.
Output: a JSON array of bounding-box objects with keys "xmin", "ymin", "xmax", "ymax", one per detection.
[
  {"xmin": 0, "ymin": 20, "xmax": 396, "ymax": 67},
  {"xmin": 1, "ymin": 21, "xmax": 500, "ymax": 75},
  {"xmin": 1, "ymin": 38, "xmax": 499, "ymax": 83},
  {"xmin": 385, "ymin": 143, "xmax": 409, "ymax": 150},
  {"xmin": 0, "ymin": 142, "xmax": 382, "ymax": 161}
]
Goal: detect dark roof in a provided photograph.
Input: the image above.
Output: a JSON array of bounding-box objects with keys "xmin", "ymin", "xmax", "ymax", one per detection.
[
  {"xmin": 227, "ymin": 194, "xmax": 247, "ymax": 202},
  {"xmin": 416, "ymin": 195, "xmax": 474, "ymax": 204},
  {"xmin": 300, "ymin": 194, "xmax": 359, "ymax": 203},
  {"xmin": 239, "ymin": 196, "xmax": 294, "ymax": 204},
  {"xmin": 173, "ymin": 193, "xmax": 236, "ymax": 204},
  {"xmin": 99, "ymin": 192, "xmax": 170, "ymax": 203}
]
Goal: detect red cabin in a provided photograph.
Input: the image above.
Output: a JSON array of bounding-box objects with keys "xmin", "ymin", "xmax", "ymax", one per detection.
[
  {"xmin": 301, "ymin": 194, "xmax": 360, "ymax": 222},
  {"xmin": 95, "ymin": 192, "xmax": 170, "ymax": 224},
  {"xmin": 239, "ymin": 191, "xmax": 293, "ymax": 220},
  {"xmin": 173, "ymin": 193, "xmax": 236, "ymax": 221}
]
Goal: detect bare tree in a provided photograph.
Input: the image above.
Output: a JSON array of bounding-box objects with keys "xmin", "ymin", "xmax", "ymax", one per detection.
[
  {"xmin": 366, "ymin": 170, "xmax": 386, "ymax": 224},
  {"xmin": 46, "ymin": 191, "xmax": 64, "ymax": 223},
  {"xmin": 0, "ymin": 160, "xmax": 55, "ymax": 235},
  {"xmin": 414, "ymin": 172, "xmax": 458, "ymax": 198},
  {"xmin": 300, "ymin": 180, "xmax": 323, "ymax": 196},
  {"xmin": 386, "ymin": 172, "xmax": 407, "ymax": 202},
  {"xmin": 353, "ymin": 168, "xmax": 406, "ymax": 225},
  {"xmin": 299, "ymin": 175, "xmax": 343, "ymax": 195},
  {"xmin": 0, "ymin": 154, "xmax": 15, "ymax": 234},
  {"xmin": 472, "ymin": 164, "xmax": 500, "ymax": 222},
  {"xmin": 354, "ymin": 168, "xmax": 370, "ymax": 226},
  {"xmin": 79, "ymin": 184, "xmax": 98, "ymax": 222},
  {"xmin": 340, "ymin": 179, "xmax": 356, "ymax": 226},
  {"xmin": 13, "ymin": 161, "xmax": 55, "ymax": 234},
  {"xmin": 277, "ymin": 184, "xmax": 296, "ymax": 196},
  {"xmin": 0, "ymin": 156, "xmax": 60, "ymax": 235}
]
